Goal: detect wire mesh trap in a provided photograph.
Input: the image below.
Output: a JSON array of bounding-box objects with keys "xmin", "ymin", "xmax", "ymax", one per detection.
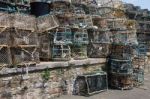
[
  {"xmin": 11, "ymin": 47, "xmax": 39, "ymax": 65},
  {"xmin": 71, "ymin": 45, "xmax": 87, "ymax": 60},
  {"xmin": 133, "ymin": 69, "xmax": 144, "ymax": 86},
  {"xmin": 110, "ymin": 73, "xmax": 133, "ymax": 90},
  {"xmin": 11, "ymin": 13, "xmax": 36, "ymax": 31},
  {"xmin": 53, "ymin": 27, "xmax": 72, "ymax": 44},
  {"xmin": 52, "ymin": 44, "xmax": 71, "ymax": 61},
  {"xmin": 73, "ymin": 71, "xmax": 108, "ymax": 96},
  {"xmin": 110, "ymin": 59, "xmax": 133, "ymax": 74},
  {"xmin": 36, "ymin": 14, "xmax": 59, "ymax": 33},
  {"xmin": 11, "ymin": 29, "xmax": 38, "ymax": 47},
  {"xmin": 87, "ymin": 43, "xmax": 110, "ymax": 58}
]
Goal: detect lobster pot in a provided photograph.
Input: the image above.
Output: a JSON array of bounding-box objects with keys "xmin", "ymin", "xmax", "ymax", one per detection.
[
  {"xmin": 50, "ymin": 1, "xmax": 73, "ymax": 15},
  {"xmin": 99, "ymin": 7, "xmax": 114, "ymax": 18},
  {"xmin": 73, "ymin": 4, "xmax": 87, "ymax": 15},
  {"xmin": 110, "ymin": 59, "xmax": 133, "ymax": 74},
  {"xmin": 74, "ymin": 71, "xmax": 107, "ymax": 96},
  {"xmin": 111, "ymin": 30, "xmax": 128, "ymax": 44},
  {"xmin": 38, "ymin": 33, "xmax": 53, "ymax": 61},
  {"xmin": 11, "ymin": 29, "xmax": 38, "ymax": 46},
  {"xmin": 74, "ymin": 16, "xmax": 93, "ymax": 28},
  {"xmin": 73, "ymin": 29, "xmax": 89, "ymax": 45},
  {"xmin": 36, "ymin": 15, "xmax": 59, "ymax": 33},
  {"xmin": 53, "ymin": 27, "xmax": 72, "ymax": 44},
  {"xmin": 87, "ymin": 43, "xmax": 109, "ymax": 58},
  {"xmin": 11, "ymin": 13, "xmax": 36, "ymax": 31},
  {"xmin": 137, "ymin": 33, "xmax": 146, "ymax": 44},
  {"xmin": 110, "ymin": 73, "xmax": 133, "ymax": 90},
  {"xmin": 72, "ymin": 45, "xmax": 87, "ymax": 60},
  {"xmin": 133, "ymin": 69, "xmax": 144, "ymax": 86},
  {"xmin": 52, "ymin": 44, "xmax": 71, "ymax": 61},
  {"xmin": 132, "ymin": 57, "xmax": 146, "ymax": 69},
  {"xmin": 127, "ymin": 30, "xmax": 138, "ymax": 45},
  {"xmin": 88, "ymin": 29, "xmax": 111, "ymax": 44},
  {"xmin": 11, "ymin": 47, "xmax": 39, "ymax": 65},
  {"xmin": 0, "ymin": 28, "xmax": 11, "ymax": 45},
  {"xmin": 0, "ymin": 12, "xmax": 10, "ymax": 28},
  {"xmin": 110, "ymin": 45, "xmax": 132, "ymax": 60},
  {"xmin": 88, "ymin": 6, "xmax": 99, "ymax": 15},
  {"xmin": 0, "ymin": 46, "xmax": 12, "ymax": 67}
]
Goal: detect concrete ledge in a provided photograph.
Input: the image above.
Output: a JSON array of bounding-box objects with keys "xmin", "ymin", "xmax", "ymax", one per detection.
[{"xmin": 0, "ymin": 58, "xmax": 106, "ymax": 76}]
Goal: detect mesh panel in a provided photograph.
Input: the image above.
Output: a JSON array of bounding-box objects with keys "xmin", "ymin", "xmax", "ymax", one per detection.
[
  {"xmin": 0, "ymin": 28, "xmax": 10, "ymax": 45},
  {"xmin": 0, "ymin": 47, "xmax": 12, "ymax": 66}
]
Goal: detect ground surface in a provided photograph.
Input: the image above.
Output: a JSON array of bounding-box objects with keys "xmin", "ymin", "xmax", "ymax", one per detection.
[{"xmin": 56, "ymin": 74, "xmax": 150, "ymax": 99}]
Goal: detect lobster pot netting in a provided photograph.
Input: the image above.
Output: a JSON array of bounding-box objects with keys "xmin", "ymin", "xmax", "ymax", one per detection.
[
  {"xmin": 0, "ymin": 47, "xmax": 12, "ymax": 66},
  {"xmin": 87, "ymin": 43, "xmax": 109, "ymax": 58},
  {"xmin": 133, "ymin": 69, "xmax": 144, "ymax": 86},
  {"xmin": 110, "ymin": 45, "xmax": 132, "ymax": 60},
  {"xmin": 88, "ymin": 29, "xmax": 111, "ymax": 43},
  {"xmin": 11, "ymin": 29, "xmax": 38, "ymax": 46},
  {"xmin": 0, "ymin": 28, "xmax": 11, "ymax": 45},
  {"xmin": 110, "ymin": 59, "xmax": 133, "ymax": 74},
  {"xmin": 73, "ymin": 29, "xmax": 89, "ymax": 45},
  {"xmin": 38, "ymin": 33, "xmax": 53, "ymax": 61},
  {"xmin": 110, "ymin": 73, "xmax": 133, "ymax": 90},
  {"xmin": 0, "ymin": 12, "xmax": 10, "ymax": 28},
  {"xmin": 36, "ymin": 15, "xmax": 59, "ymax": 33},
  {"xmin": 72, "ymin": 45, "xmax": 87, "ymax": 60},
  {"xmin": 52, "ymin": 44, "xmax": 71, "ymax": 61},
  {"xmin": 53, "ymin": 27, "xmax": 72, "ymax": 44},
  {"xmin": 11, "ymin": 47, "xmax": 39, "ymax": 65},
  {"xmin": 51, "ymin": 2, "xmax": 73, "ymax": 15},
  {"xmin": 11, "ymin": 13, "xmax": 36, "ymax": 31}
]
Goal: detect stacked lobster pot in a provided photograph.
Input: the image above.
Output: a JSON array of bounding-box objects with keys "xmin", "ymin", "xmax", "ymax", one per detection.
[
  {"xmin": 132, "ymin": 44, "xmax": 147, "ymax": 86},
  {"xmin": 87, "ymin": 17, "xmax": 111, "ymax": 58},
  {"xmin": 10, "ymin": 13, "xmax": 40, "ymax": 66}
]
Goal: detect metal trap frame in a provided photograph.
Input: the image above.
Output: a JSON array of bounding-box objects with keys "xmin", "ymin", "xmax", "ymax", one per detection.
[
  {"xmin": 73, "ymin": 29, "xmax": 89, "ymax": 45},
  {"xmin": 110, "ymin": 59, "xmax": 133, "ymax": 74},
  {"xmin": 53, "ymin": 27, "xmax": 72, "ymax": 44},
  {"xmin": 52, "ymin": 44, "xmax": 71, "ymax": 61},
  {"xmin": 110, "ymin": 73, "xmax": 133, "ymax": 90},
  {"xmin": 74, "ymin": 71, "xmax": 108, "ymax": 96}
]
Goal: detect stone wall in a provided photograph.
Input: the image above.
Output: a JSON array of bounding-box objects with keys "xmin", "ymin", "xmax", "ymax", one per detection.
[{"xmin": 0, "ymin": 59, "xmax": 106, "ymax": 99}]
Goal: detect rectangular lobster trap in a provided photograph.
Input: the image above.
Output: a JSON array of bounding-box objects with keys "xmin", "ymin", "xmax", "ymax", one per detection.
[
  {"xmin": 71, "ymin": 45, "xmax": 87, "ymax": 60},
  {"xmin": 52, "ymin": 44, "xmax": 71, "ymax": 61},
  {"xmin": 110, "ymin": 45, "xmax": 132, "ymax": 60},
  {"xmin": 110, "ymin": 59, "xmax": 133, "ymax": 74},
  {"xmin": 133, "ymin": 69, "xmax": 144, "ymax": 86},
  {"xmin": 10, "ymin": 29, "xmax": 38, "ymax": 47},
  {"xmin": 0, "ymin": 12, "xmax": 11, "ymax": 28},
  {"xmin": 38, "ymin": 33, "xmax": 53, "ymax": 61},
  {"xmin": 36, "ymin": 14, "xmax": 59, "ymax": 33},
  {"xmin": 52, "ymin": 27, "xmax": 72, "ymax": 44},
  {"xmin": 50, "ymin": 1, "xmax": 73, "ymax": 15},
  {"xmin": 110, "ymin": 73, "xmax": 133, "ymax": 90},
  {"xmin": 87, "ymin": 43, "xmax": 110, "ymax": 58},
  {"xmin": 0, "ymin": 46, "xmax": 12, "ymax": 68},
  {"xmin": 73, "ymin": 71, "xmax": 108, "ymax": 96},
  {"xmin": 88, "ymin": 28, "xmax": 111, "ymax": 44},
  {"xmin": 11, "ymin": 47, "xmax": 39, "ymax": 65},
  {"xmin": 73, "ymin": 29, "xmax": 89, "ymax": 45},
  {"xmin": 11, "ymin": 13, "xmax": 36, "ymax": 31}
]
